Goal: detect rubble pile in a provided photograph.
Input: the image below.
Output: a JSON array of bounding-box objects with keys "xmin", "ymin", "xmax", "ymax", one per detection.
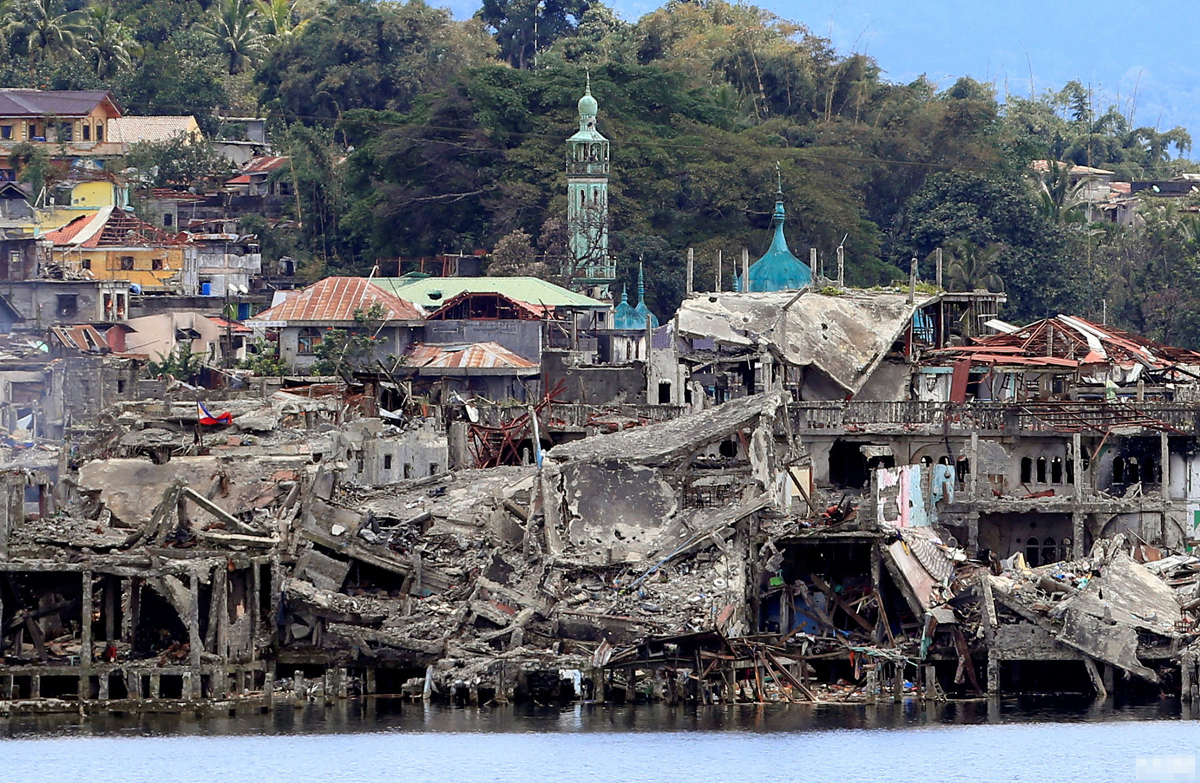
[{"xmin": 5, "ymin": 386, "xmax": 1200, "ymax": 714}]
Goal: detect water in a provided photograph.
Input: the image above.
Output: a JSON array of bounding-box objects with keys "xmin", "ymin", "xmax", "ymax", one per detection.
[{"xmin": 2, "ymin": 699, "xmax": 1195, "ymax": 782}]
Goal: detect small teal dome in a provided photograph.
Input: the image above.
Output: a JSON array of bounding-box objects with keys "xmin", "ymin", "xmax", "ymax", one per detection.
[
  {"xmin": 613, "ymin": 286, "xmax": 639, "ymax": 329},
  {"xmin": 578, "ymin": 89, "xmax": 597, "ymax": 119},
  {"xmin": 613, "ymin": 266, "xmax": 659, "ymax": 330}
]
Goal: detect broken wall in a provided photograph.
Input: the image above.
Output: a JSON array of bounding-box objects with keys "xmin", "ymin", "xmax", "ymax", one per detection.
[{"xmin": 330, "ymin": 418, "xmax": 448, "ymax": 486}]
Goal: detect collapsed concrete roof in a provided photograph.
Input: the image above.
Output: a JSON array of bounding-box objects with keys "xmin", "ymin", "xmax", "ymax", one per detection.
[
  {"xmin": 547, "ymin": 392, "xmax": 784, "ymax": 467},
  {"xmin": 676, "ymin": 289, "xmax": 938, "ymax": 395}
]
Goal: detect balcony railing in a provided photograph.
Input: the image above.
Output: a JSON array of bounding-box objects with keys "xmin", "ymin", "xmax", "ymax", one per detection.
[{"xmin": 791, "ymin": 400, "xmax": 1200, "ymax": 434}]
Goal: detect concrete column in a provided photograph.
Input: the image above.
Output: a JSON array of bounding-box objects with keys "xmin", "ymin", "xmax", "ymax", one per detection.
[
  {"xmin": 80, "ymin": 571, "xmax": 93, "ymax": 666},
  {"xmin": 969, "ymin": 432, "xmax": 979, "ymax": 501},
  {"xmin": 1072, "ymin": 511, "xmax": 1086, "ymax": 559},
  {"xmin": 987, "ymin": 650, "xmax": 1000, "ymax": 695},
  {"xmin": 127, "ymin": 670, "xmax": 142, "ymax": 701},
  {"xmin": 966, "ymin": 511, "xmax": 979, "ymax": 556},
  {"xmin": 1072, "ymin": 432, "xmax": 1083, "ymax": 501},
  {"xmin": 149, "ymin": 672, "xmax": 160, "ymax": 699},
  {"xmin": 120, "ymin": 578, "xmax": 133, "ymax": 644},
  {"xmin": 188, "ymin": 571, "xmax": 201, "ymax": 700},
  {"xmin": 1161, "ymin": 432, "xmax": 1170, "ymax": 502},
  {"xmin": 215, "ymin": 567, "xmax": 229, "ymax": 662},
  {"xmin": 249, "ymin": 561, "xmax": 259, "ymax": 662}
]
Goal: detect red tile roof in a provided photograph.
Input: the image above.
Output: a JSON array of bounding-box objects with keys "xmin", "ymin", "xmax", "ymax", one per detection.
[
  {"xmin": 408, "ymin": 341, "xmax": 537, "ymax": 370},
  {"xmin": 247, "ymin": 276, "xmax": 424, "ymax": 324}
]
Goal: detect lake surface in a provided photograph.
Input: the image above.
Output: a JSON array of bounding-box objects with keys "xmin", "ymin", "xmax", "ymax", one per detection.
[{"xmin": 3, "ymin": 698, "xmax": 1196, "ymax": 783}]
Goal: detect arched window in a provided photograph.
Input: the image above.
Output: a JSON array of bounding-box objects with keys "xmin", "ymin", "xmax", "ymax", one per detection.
[
  {"xmin": 297, "ymin": 327, "xmax": 322, "ymax": 355},
  {"xmin": 920, "ymin": 455, "xmax": 933, "ymax": 466},
  {"xmin": 955, "ymin": 457, "xmax": 970, "ymax": 484},
  {"xmin": 1021, "ymin": 457, "xmax": 1033, "ymax": 484},
  {"xmin": 1066, "ymin": 458, "xmax": 1075, "ymax": 485},
  {"xmin": 1113, "ymin": 457, "xmax": 1125, "ymax": 484},
  {"xmin": 1036, "ymin": 456, "xmax": 1047, "ymax": 484},
  {"xmin": 1142, "ymin": 456, "xmax": 1155, "ymax": 484},
  {"xmin": 1025, "ymin": 537, "xmax": 1041, "ymax": 568},
  {"xmin": 1127, "ymin": 457, "xmax": 1139, "ymax": 483},
  {"xmin": 1041, "ymin": 537, "xmax": 1058, "ymax": 566},
  {"xmin": 1050, "ymin": 457, "xmax": 1063, "ymax": 484},
  {"xmin": 938, "ymin": 455, "xmax": 951, "ymax": 465}
]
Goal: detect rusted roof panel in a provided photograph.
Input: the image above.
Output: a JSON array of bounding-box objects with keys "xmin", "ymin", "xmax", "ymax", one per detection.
[
  {"xmin": 408, "ymin": 342, "xmax": 537, "ymax": 370},
  {"xmin": 248, "ymin": 276, "xmax": 424, "ymax": 324}
]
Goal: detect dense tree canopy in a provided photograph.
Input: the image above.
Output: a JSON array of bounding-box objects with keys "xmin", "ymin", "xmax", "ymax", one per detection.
[{"xmin": 0, "ymin": 0, "xmax": 1197, "ymax": 344}]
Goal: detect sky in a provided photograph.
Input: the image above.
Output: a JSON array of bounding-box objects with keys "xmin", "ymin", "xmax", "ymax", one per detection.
[{"xmin": 441, "ymin": 0, "xmax": 1200, "ymax": 142}]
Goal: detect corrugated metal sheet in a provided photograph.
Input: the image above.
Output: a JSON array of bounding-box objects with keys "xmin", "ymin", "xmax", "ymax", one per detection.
[
  {"xmin": 247, "ymin": 276, "xmax": 424, "ymax": 324},
  {"xmin": 374, "ymin": 276, "xmax": 607, "ymax": 310},
  {"xmin": 408, "ymin": 342, "xmax": 537, "ymax": 370}
]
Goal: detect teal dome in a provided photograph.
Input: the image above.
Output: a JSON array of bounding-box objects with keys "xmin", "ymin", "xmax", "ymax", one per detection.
[
  {"xmin": 613, "ymin": 286, "xmax": 640, "ymax": 329},
  {"xmin": 740, "ymin": 198, "xmax": 812, "ymax": 292},
  {"xmin": 613, "ymin": 265, "xmax": 659, "ymax": 330},
  {"xmin": 578, "ymin": 90, "xmax": 597, "ymax": 119}
]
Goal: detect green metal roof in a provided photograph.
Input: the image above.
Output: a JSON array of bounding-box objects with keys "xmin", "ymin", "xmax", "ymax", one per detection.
[{"xmin": 372, "ymin": 276, "xmax": 609, "ymax": 310}]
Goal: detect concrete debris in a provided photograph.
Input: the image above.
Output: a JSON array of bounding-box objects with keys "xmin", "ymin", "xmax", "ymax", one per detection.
[{"xmin": 4, "ymin": 368, "xmax": 1200, "ymax": 714}]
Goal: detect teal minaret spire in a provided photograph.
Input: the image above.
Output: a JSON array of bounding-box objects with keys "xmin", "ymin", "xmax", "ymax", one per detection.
[
  {"xmin": 565, "ymin": 71, "xmax": 616, "ymax": 299},
  {"xmin": 615, "ymin": 263, "xmax": 659, "ymax": 329},
  {"xmin": 737, "ymin": 163, "xmax": 813, "ymax": 293}
]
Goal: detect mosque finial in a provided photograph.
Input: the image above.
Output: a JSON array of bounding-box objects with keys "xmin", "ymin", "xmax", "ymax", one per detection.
[
  {"xmin": 776, "ymin": 161, "xmax": 783, "ymax": 198},
  {"xmin": 585, "ymin": 67, "xmax": 591, "ymax": 96},
  {"xmin": 638, "ymin": 260, "xmax": 645, "ymax": 304}
]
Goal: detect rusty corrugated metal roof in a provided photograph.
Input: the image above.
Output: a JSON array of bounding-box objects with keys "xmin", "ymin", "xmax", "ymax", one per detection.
[
  {"xmin": 247, "ymin": 276, "xmax": 424, "ymax": 324},
  {"xmin": 408, "ymin": 342, "xmax": 537, "ymax": 370}
]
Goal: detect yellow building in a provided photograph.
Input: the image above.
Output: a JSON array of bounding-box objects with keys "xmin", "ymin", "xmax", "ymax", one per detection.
[{"xmin": 45, "ymin": 206, "xmax": 186, "ymax": 291}]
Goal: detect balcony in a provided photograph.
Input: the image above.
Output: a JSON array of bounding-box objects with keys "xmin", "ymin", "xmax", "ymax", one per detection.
[{"xmin": 791, "ymin": 400, "xmax": 1200, "ymax": 436}]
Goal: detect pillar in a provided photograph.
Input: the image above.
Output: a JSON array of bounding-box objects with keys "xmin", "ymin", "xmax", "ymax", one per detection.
[
  {"xmin": 969, "ymin": 432, "xmax": 979, "ymax": 501},
  {"xmin": 1072, "ymin": 432, "xmax": 1084, "ymax": 502},
  {"xmin": 79, "ymin": 571, "xmax": 92, "ymax": 702},
  {"xmin": 1072, "ymin": 511, "xmax": 1085, "ymax": 559},
  {"xmin": 249, "ymin": 560, "xmax": 260, "ymax": 662},
  {"xmin": 188, "ymin": 571, "xmax": 202, "ymax": 671},
  {"xmin": 119, "ymin": 577, "xmax": 133, "ymax": 644},
  {"xmin": 1161, "ymin": 432, "xmax": 1171, "ymax": 503},
  {"xmin": 987, "ymin": 650, "xmax": 1000, "ymax": 695}
]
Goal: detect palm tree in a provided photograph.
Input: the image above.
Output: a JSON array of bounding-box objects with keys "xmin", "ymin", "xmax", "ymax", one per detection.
[
  {"xmin": 943, "ymin": 238, "xmax": 1005, "ymax": 293},
  {"xmin": 198, "ymin": 0, "xmax": 265, "ymax": 75},
  {"xmin": 257, "ymin": 0, "xmax": 309, "ymax": 45},
  {"xmin": 82, "ymin": 2, "xmax": 139, "ymax": 79},
  {"xmin": 6, "ymin": 0, "xmax": 88, "ymax": 62}
]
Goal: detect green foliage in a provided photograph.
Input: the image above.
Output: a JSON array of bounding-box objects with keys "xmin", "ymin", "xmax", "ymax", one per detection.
[
  {"xmin": 0, "ymin": 0, "xmax": 1198, "ymax": 347},
  {"xmin": 197, "ymin": 0, "xmax": 264, "ymax": 74},
  {"xmin": 309, "ymin": 302, "xmax": 387, "ymax": 376},
  {"xmin": 256, "ymin": 0, "xmax": 496, "ymax": 123},
  {"xmin": 125, "ymin": 133, "xmax": 235, "ymax": 187},
  {"xmin": 9, "ymin": 141, "xmax": 56, "ymax": 197},
  {"xmin": 478, "ymin": 0, "xmax": 588, "ymax": 69},
  {"xmin": 146, "ymin": 343, "xmax": 204, "ymax": 382},
  {"xmin": 239, "ymin": 337, "xmax": 287, "ymax": 376}
]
